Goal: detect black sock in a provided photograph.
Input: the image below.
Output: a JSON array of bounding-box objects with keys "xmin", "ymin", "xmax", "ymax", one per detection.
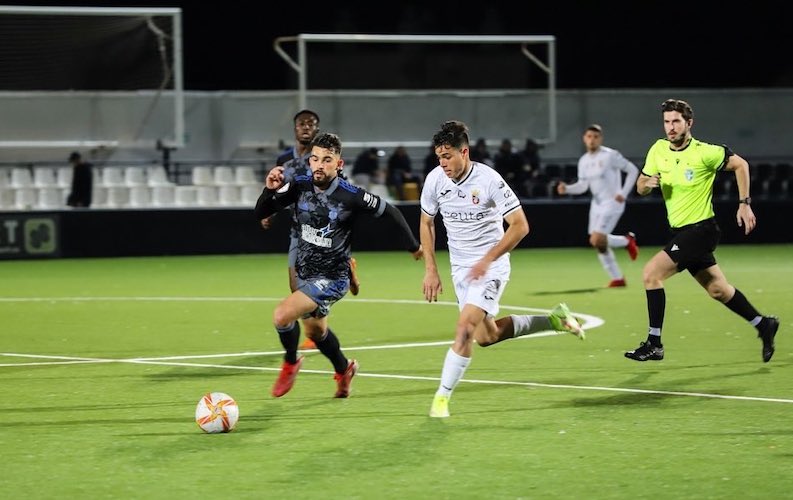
[
  {"xmin": 276, "ymin": 321, "xmax": 300, "ymax": 364},
  {"xmin": 647, "ymin": 288, "xmax": 665, "ymax": 347},
  {"xmin": 315, "ymin": 328, "xmax": 348, "ymax": 374},
  {"xmin": 724, "ymin": 288, "xmax": 762, "ymax": 323}
]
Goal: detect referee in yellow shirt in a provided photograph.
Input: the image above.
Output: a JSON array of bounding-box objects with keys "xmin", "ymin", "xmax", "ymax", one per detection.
[{"xmin": 625, "ymin": 99, "xmax": 779, "ymax": 363}]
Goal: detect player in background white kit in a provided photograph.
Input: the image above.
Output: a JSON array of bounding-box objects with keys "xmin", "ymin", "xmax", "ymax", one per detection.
[
  {"xmin": 557, "ymin": 124, "xmax": 640, "ymax": 287},
  {"xmin": 419, "ymin": 120, "xmax": 585, "ymax": 418}
]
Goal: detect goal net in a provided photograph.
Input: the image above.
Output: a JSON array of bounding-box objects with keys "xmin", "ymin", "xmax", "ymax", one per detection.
[{"xmin": 0, "ymin": 6, "xmax": 183, "ymax": 159}]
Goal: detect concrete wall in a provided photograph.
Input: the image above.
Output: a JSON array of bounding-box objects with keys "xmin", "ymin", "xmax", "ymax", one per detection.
[{"xmin": 1, "ymin": 88, "xmax": 791, "ymax": 165}]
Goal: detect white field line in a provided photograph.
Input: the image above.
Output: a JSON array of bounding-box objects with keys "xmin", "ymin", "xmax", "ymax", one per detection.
[{"xmin": 2, "ymin": 351, "xmax": 793, "ymax": 405}]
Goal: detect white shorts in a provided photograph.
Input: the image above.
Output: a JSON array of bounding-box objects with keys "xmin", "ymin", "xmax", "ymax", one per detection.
[
  {"xmin": 451, "ymin": 261, "xmax": 510, "ymax": 317},
  {"xmin": 588, "ymin": 201, "xmax": 625, "ymax": 235}
]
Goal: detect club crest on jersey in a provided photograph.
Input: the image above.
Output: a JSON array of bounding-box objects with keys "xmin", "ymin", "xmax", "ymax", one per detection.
[
  {"xmin": 471, "ymin": 189, "xmax": 480, "ymax": 205},
  {"xmin": 685, "ymin": 169, "xmax": 694, "ymax": 181}
]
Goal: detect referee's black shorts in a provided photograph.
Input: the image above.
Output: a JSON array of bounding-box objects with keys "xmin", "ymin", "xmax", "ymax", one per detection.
[{"xmin": 664, "ymin": 217, "xmax": 721, "ymax": 275}]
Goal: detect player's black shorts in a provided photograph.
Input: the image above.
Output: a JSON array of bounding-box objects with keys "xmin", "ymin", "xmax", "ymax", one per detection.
[{"xmin": 664, "ymin": 217, "xmax": 721, "ymax": 275}]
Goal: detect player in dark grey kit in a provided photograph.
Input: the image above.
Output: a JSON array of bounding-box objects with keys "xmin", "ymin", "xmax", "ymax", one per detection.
[{"xmin": 255, "ymin": 132, "xmax": 423, "ymax": 398}]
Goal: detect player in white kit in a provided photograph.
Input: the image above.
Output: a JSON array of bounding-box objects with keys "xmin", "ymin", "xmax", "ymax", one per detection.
[
  {"xmin": 557, "ymin": 124, "xmax": 640, "ymax": 287},
  {"xmin": 419, "ymin": 121, "xmax": 585, "ymax": 418}
]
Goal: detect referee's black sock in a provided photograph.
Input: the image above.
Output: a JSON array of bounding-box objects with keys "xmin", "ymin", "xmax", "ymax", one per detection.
[
  {"xmin": 276, "ymin": 321, "xmax": 300, "ymax": 364},
  {"xmin": 646, "ymin": 288, "xmax": 665, "ymax": 347},
  {"xmin": 315, "ymin": 328, "xmax": 348, "ymax": 374},
  {"xmin": 724, "ymin": 288, "xmax": 762, "ymax": 324}
]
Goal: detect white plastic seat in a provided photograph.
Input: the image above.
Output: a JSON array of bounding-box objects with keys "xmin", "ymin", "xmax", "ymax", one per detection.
[
  {"xmin": 218, "ymin": 185, "xmax": 241, "ymax": 206},
  {"xmin": 196, "ymin": 186, "xmax": 218, "ymax": 206},
  {"xmin": 234, "ymin": 166, "xmax": 258, "ymax": 185},
  {"xmin": 213, "ymin": 166, "xmax": 235, "ymax": 185},
  {"xmin": 128, "ymin": 186, "xmax": 151, "ymax": 207},
  {"xmin": 56, "ymin": 167, "xmax": 73, "ymax": 188},
  {"xmin": 147, "ymin": 166, "xmax": 173, "ymax": 186},
  {"xmin": 33, "ymin": 167, "xmax": 58, "ymax": 188},
  {"xmin": 174, "ymin": 186, "xmax": 197, "ymax": 207},
  {"xmin": 0, "ymin": 188, "xmax": 14, "ymax": 209},
  {"xmin": 11, "ymin": 168, "xmax": 33, "ymax": 188},
  {"xmin": 91, "ymin": 186, "xmax": 107, "ymax": 208},
  {"xmin": 104, "ymin": 187, "xmax": 130, "ymax": 208},
  {"xmin": 124, "ymin": 167, "xmax": 147, "ymax": 187},
  {"xmin": 368, "ymin": 183, "xmax": 395, "ymax": 202},
  {"xmin": 14, "ymin": 187, "xmax": 36, "ymax": 209},
  {"xmin": 36, "ymin": 187, "xmax": 62, "ymax": 209},
  {"xmin": 151, "ymin": 185, "xmax": 175, "ymax": 207},
  {"xmin": 240, "ymin": 184, "xmax": 261, "ymax": 206},
  {"xmin": 101, "ymin": 167, "xmax": 125, "ymax": 187},
  {"xmin": 191, "ymin": 166, "xmax": 213, "ymax": 186},
  {"xmin": 0, "ymin": 169, "xmax": 9, "ymax": 188}
]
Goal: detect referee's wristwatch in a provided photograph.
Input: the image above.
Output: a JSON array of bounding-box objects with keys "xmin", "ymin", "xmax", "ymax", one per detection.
[{"xmin": 739, "ymin": 197, "xmax": 752, "ymax": 205}]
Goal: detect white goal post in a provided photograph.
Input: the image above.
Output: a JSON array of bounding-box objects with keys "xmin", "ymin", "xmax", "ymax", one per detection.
[
  {"xmin": 273, "ymin": 33, "xmax": 557, "ymax": 145},
  {"xmin": 0, "ymin": 5, "xmax": 184, "ymax": 151}
]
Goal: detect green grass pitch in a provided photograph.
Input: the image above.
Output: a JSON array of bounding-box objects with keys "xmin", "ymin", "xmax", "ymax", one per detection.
[{"xmin": 1, "ymin": 244, "xmax": 791, "ymax": 498}]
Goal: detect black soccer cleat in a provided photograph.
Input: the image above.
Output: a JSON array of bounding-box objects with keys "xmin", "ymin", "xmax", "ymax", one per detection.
[
  {"xmin": 624, "ymin": 341, "xmax": 664, "ymax": 361},
  {"xmin": 758, "ymin": 316, "xmax": 780, "ymax": 363}
]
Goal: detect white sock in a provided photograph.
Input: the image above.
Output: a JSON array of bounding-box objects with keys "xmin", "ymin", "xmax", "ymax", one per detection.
[
  {"xmin": 511, "ymin": 314, "xmax": 553, "ymax": 337},
  {"xmin": 437, "ymin": 348, "xmax": 471, "ymax": 397},
  {"xmin": 608, "ymin": 234, "xmax": 628, "ymax": 248},
  {"xmin": 597, "ymin": 248, "xmax": 623, "ymax": 279}
]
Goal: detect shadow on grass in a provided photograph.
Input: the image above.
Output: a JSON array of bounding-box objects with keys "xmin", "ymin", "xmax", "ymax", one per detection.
[{"xmin": 529, "ymin": 287, "xmax": 603, "ymax": 296}]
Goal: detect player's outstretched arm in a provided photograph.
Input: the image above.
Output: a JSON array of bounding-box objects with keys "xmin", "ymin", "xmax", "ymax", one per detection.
[
  {"xmin": 254, "ymin": 167, "xmax": 296, "ymax": 220},
  {"xmin": 382, "ymin": 202, "xmax": 421, "ymax": 255}
]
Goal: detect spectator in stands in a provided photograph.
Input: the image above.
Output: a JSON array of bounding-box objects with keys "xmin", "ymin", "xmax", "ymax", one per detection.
[
  {"xmin": 556, "ymin": 124, "xmax": 639, "ymax": 288},
  {"xmin": 66, "ymin": 151, "xmax": 93, "ymax": 208},
  {"xmin": 493, "ymin": 139, "xmax": 525, "ymax": 195},
  {"xmin": 352, "ymin": 147, "xmax": 380, "ymax": 189},
  {"xmin": 386, "ymin": 145, "xmax": 421, "ymax": 200},
  {"xmin": 469, "ymin": 138, "xmax": 492, "ymax": 166},
  {"xmin": 519, "ymin": 137, "xmax": 542, "ymax": 196},
  {"xmin": 423, "ymin": 144, "xmax": 437, "ymax": 179}
]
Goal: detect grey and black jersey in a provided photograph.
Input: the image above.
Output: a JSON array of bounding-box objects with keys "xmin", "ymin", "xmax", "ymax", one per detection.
[{"xmin": 257, "ymin": 175, "xmax": 386, "ymax": 280}]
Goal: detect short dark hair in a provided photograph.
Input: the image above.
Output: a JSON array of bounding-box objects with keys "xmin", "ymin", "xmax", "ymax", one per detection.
[
  {"xmin": 310, "ymin": 132, "xmax": 342, "ymax": 156},
  {"xmin": 294, "ymin": 109, "xmax": 320, "ymax": 124},
  {"xmin": 661, "ymin": 99, "xmax": 693, "ymax": 121},
  {"xmin": 585, "ymin": 123, "xmax": 603, "ymax": 134},
  {"xmin": 68, "ymin": 151, "xmax": 81, "ymax": 161},
  {"xmin": 432, "ymin": 120, "xmax": 470, "ymax": 150}
]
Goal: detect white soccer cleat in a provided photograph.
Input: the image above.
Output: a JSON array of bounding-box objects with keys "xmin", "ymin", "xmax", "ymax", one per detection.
[
  {"xmin": 429, "ymin": 393, "xmax": 450, "ymax": 418},
  {"xmin": 549, "ymin": 303, "xmax": 585, "ymax": 340}
]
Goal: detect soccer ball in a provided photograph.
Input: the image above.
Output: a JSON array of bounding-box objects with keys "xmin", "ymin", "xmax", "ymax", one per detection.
[{"xmin": 195, "ymin": 392, "xmax": 239, "ymax": 433}]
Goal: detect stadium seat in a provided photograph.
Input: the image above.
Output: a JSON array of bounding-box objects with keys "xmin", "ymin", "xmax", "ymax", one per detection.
[
  {"xmin": 151, "ymin": 185, "xmax": 176, "ymax": 207},
  {"xmin": 33, "ymin": 167, "xmax": 57, "ymax": 187},
  {"xmin": 56, "ymin": 167, "xmax": 73, "ymax": 188},
  {"xmin": 368, "ymin": 183, "xmax": 394, "ymax": 202},
  {"xmin": 101, "ymin": 167, "xmax": 125, "ymax": 187},
  {"xmin": 36, "ymin": 187, "xmax": 62, "ymax": 209},
  {"xmin": 91, "ymin": 186, "xmax": 107, "ymax": 208},
  {"xmin": 10, "ymin": 167, "xmax": 33, "ymax": 188},
  {"xmin": 218, "ymin": 185, "xmax": 241, "ymax": 206},
  {"xmin": 124, "ymin": 167, "xmax": 147, "ymax": 187},
  {"xmin": 234, "ymin": 165, "xmax": 258, "ymax": 185},
  {"xmin": 213, "ymin": 166, "xmax": 235, "ymax": 186},
  {"xmin": 0, "ymin": 188, "xmax": 14, "ymax": 209},
  {"xmin": 105, "ymin": 187, "xmax": 130, "ymax": 208},
  {"xmin": 174, "ymin": 186, "xmax": 197, "ymax": 207},
  {"xmin": 0, "ymin": 169, "xmax": 9, "ymax": 189},
  {"xmin": 196, "ymin": 186, "xmax": 218, "ymax": 206},
  {"xmin": 14, "ymin": 187, "xmax": 36, "ymax": 209},
  {"xmin": 240, "ymin": 184, "xmax": 261, "ymax": 206},
  {"xmin": 191, "ymin": 166, "xmax": 213, "ymax": 186},
  {"xmin": 128, "ymin": 186, "xmax": 151, "ymax": 207},
  {"xmin": 146, "ymin": 165, "xmax": 172, "ymax": 187}
]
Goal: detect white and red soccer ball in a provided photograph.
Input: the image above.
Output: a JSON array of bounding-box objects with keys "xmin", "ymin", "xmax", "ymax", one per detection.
[{"xmin": 195, "ymin": 392, "xmax": 239, "ymax": 433}]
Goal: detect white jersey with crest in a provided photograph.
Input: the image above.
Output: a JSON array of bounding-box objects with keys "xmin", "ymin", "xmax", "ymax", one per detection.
[
  {"xmin": 421, "ymin": 162, "xmax": 522, "ymax": 268},
  {"xmin": 565, "ymin": 146, "xmax": 638, "ymax": 205}
]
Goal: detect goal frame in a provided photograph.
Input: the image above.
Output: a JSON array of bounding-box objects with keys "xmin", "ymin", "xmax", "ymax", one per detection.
[
  {"xmin": 0, "ymin": 5, "xmax": 184, "ymax": 150},
  {"xmin": 273, "ymin": 33, "xmax": 557, "ymax": 145}
]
